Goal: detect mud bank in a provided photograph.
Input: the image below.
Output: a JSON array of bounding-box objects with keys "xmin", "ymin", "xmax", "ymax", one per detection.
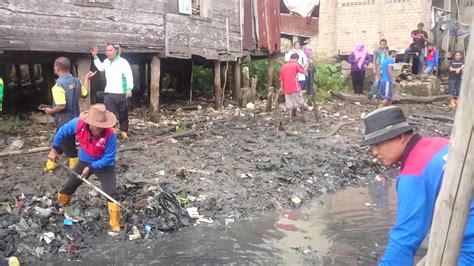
[{"xmin": 0, "ymin": 99, "xmax": 454, "ymax": 263}]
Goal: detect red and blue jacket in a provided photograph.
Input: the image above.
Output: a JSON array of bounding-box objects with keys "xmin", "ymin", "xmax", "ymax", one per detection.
[
  {"xmin": 53, "ymin": 118, "xmax": 117, "ymax": 170},
  {"xmin": 380, "ymin": 134, "xmax": 474, "ymax": 265}
]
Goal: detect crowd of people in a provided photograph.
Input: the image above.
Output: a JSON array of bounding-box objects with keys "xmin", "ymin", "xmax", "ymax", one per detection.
[{"xmin": 279, "ymin": 22, "xmax": 465, "ymax": 119}]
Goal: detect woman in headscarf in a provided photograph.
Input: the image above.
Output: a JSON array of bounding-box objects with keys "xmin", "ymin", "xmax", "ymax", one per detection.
[{"xmin": 347, "ymin": 43, "xmax": 372, "ymax": 95}]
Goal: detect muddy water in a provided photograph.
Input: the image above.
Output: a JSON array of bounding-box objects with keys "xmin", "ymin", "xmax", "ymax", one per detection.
[{"xmin": 50, "ymin": 176, "xmax": 427, "ymax": 265}]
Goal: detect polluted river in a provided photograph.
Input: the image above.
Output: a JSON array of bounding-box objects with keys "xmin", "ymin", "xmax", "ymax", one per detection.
[{"xmin": 0, "ymin": 99, "xmax": 452, "ymax": 265}]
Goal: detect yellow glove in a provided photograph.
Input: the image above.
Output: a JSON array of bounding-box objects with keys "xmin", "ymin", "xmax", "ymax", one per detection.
[{"xmin": 44, "ymin": 159, "xmax": 57, "ymax": 172}]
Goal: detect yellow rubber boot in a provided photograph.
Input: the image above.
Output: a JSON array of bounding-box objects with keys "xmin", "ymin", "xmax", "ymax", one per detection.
[
  {"xmin": 107, "ymin": 202, "xmax": 121, "ymax": 232},
  {"xmin": 44, "ymin": 159, "xmax": 57, "ymax": 172},
  {"xmin": 69, "ymin": 157, "xmax": 79, "ymax": 169},
  {"xmin": 57, "ymin": 192, "xmax": 72, "ymax": 207}
]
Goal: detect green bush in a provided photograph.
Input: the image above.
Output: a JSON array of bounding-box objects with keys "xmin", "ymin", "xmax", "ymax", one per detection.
[
  {"xmin": 246, "ymin": 58, "xmax": 284, "ymax": 97},
  {"xmin": 247, "ymin": 58, "xmax": 349, "ymax": 101},
  {"xmin": 313, "ymin": 63, "xmax": 350, "ymax": 101},
  {"xmin": 192, "ymin": 65, "xmax": 213, "ymax": 94}
]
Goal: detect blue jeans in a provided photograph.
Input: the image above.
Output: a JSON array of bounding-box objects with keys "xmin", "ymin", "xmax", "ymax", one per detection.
[
  {"xmin": 403, "ymin": 48, "xmax": 425, "ymax": 74},
  {"xmin": 369, "ymin": 74, "xmax": 380, "ymax": 98},
  {"xmin": 423, "ymin": 66, "xmax": 434, "ymax": 76},
  {"xmin": 448, "ymin": 79, "xmax": 461, "ymax": 97}
]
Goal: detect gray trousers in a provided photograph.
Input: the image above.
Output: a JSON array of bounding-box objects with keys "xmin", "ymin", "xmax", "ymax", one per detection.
[{"xmin": 60, "ymin": 161, "xmax": 117, "ymax": 202}]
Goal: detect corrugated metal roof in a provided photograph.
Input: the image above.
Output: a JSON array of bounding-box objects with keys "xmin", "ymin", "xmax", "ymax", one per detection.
[{"xmin": 280, "ymin": 14, "xmax": 319, "ymax": 37}]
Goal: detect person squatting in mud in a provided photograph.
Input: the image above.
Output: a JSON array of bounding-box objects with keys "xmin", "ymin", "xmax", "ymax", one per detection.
[
  {"xmin": 361, "ymin": 106, "xmax": 474, "ymax": 265},
  {"xmin": 43, "ymin": 57, "xmax": 96, "ymax": 171},
  {"xmin": 279, "ymin": 53, "xmax": 308, "ymax": 123},
  {"xmin": 47, "ymin": 104, "xmax": 121, "ymax": 232}
]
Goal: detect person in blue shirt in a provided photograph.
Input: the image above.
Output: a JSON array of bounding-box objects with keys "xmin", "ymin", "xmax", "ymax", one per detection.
[
  {"xmin": 422, "ymin": 42, "xmax": 439, "ymax": 77},
  {"xmin": 361, "ymin": 106, "xmax": 474, "ymax": 265},
  {"xmin": 379, "ymin": 50, "xmax": 397, "ymax": 108}
]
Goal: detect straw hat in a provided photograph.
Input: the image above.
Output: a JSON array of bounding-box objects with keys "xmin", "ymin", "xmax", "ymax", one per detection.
[
  {"xmin": 79, "ymin": 104, "xmax": 117, "ymax": 128},
  {"xmin": 361, "ymin": 106, "xmax": 415, "ymax": 146}
]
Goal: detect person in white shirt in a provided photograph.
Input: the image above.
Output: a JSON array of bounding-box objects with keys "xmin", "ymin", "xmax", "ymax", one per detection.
[
  {"xmin": 285, "ymin": 41, "xmax": 308, "ymax": 90},
  {"xmin": 91, "ymin": 43, "xmax": 133, "ymax": 140}
]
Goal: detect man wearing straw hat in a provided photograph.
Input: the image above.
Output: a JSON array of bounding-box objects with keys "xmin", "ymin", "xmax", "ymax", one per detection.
[
  {"xmin": 47, "ymin": 104, "xmax": 121, "ymax": 232},
  {"xmin": 361, "ymin": 106, "xmax": 474, "ymax": 265}
]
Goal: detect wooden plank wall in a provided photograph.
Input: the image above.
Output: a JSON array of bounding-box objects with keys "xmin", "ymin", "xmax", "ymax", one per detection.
[
  {"xmin": 0, "ymin": 0, "xmax": 166, "ymax": 53},
  {"xmin": 165, "ymin": 0, "xmax": 242, "ymax": 60}
]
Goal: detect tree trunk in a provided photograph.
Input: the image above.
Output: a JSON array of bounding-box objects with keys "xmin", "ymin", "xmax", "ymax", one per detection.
[
  {"xmin": 150, "ymin": 56, "xmax": 161, "ymax": 122},
  {"xmin": 214, "ymin": 60, "xmax": 222, "ymax": 109}
]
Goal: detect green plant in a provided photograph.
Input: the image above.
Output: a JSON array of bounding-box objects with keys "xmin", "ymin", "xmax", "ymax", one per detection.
[
  {"xmin": 246, "ymin": 58, "xmax": 284, "ymax": 96},
  {"xmin": 313, "ymin": 63, "xmax": 350, "ymax": 101},
  {"xmin": 192, "ymin": 66, "xmax": 213, "ymax": 94},
  {"xmin": 248, "ymin": 59, "xmax": 349, "ymax": 102}
]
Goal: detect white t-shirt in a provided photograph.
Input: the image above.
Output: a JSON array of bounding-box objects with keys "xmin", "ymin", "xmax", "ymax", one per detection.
[
  {"xmin": 94, "ymin": 55, "xmax": 134, "ymax": 94},
  {"xmin": 285, "ymin": 49, "xmax": 307, "ymax": 81}
]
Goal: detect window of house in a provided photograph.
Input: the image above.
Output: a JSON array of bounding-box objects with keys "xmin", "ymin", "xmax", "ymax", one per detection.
[
  {"xmin": 179, "ymin": 0, "xmax": 211, "ymax": 18},
  {"xmin": 179, "ymin": 0, "xmax": 192, "ymax": 15}
]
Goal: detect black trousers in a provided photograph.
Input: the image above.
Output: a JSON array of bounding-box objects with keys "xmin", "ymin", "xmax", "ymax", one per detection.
[
  {"xmin": 54, "ymin": 113, "xmax": 77, "ymax": 158},
  {"xmin": 104, "ymin": 93, "xmax": 129, "ymax": 132},
  {"xmin": 351, "ymin": 70, "xmax": 366, "ymax": 94},
  {"xmin": 60, "ymin": 161, "xmax": 117, "ymax": 202},
  {"xmin": 305, "ymin": 63, "xmax": 316, "ymax": 98}
]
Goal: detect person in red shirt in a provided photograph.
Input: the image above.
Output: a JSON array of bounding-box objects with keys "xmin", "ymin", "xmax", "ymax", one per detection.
[{"xmin": 280, "ymin": 53, "xmax": 308, "ymax": 123}]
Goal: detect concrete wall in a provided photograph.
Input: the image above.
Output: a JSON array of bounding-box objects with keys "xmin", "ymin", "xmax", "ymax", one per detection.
[{"xmin": 316, "ymin": 0, "xmax": 432, "ymax": 61}]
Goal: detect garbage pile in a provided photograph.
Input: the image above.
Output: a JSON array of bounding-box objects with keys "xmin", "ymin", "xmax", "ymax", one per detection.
[{"xmin": 0, "ymin": 181, "xmax": 196, "ymax": 264}]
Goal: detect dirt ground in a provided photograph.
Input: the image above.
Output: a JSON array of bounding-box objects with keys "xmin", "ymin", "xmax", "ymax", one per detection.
[{"xmin": 0, "ymin": 97, "xmax": 455, "ymax": 263}]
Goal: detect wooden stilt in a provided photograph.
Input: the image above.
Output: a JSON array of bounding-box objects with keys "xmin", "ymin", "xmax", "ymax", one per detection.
[
  {"xmin": 150, "ymin": 55, "xmax": 161, "ymax": 122},
  {"xmin": 14, "ymin": 64, "xmax": 22, "ymax": 87},
  {"xmin": 233, "ymin": 61, "xmax": 242, "ymax": 103},
  {"xmin": 419, "ymin": 20, "xmax": 474, "ymax": 266},
  {"xmin": 214, "ymin": 60, "xmax": 222, "ymax": 109},
  {"xmin": 41, "ymin": 62, "xmax": 55, "ymax": 103},
  {"xmin": 265, "ymin": 87, "xmax": 274, "ymax": 112},
  {"xmin": 76, "ymin": 58, "xmax": 91, "ymax": 112},
  {"xmin": 28, "ymin": 64, "xmax": 36, "ymax": 85},
  {"xmin": 139, "ymin": 62, "xmax": 146, "ymax": 91},
  {"xmin": 267, "ymin": 54, "xmax": 276, "ymax": 88}
]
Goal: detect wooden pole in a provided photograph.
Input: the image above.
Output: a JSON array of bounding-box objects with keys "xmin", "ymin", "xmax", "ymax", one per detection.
[
  {"xmin": 14, "ymin": 64, "xmax": 22, "ymax": 87},
  {"xmin": 233, "ymin": 61, "xmax": 242, "ymax": 102},
  {"xmin": 150, "ymin": 55, "xmax": 161, "ymax": 122},
  {"xmin": 41, "ymin": 62, "xmax": 55, "ymax": 103},
  {"xmin": 76, "ymin": 58, "xmax": 91, "ymax": 112},
  {"xmin": 139, "ymin": 62, "xmax": 146, "ymax": 90},
  {"xmin": 189, "ymin": 59, "xmax": 194, "ymax": 103},
  {"xmin": 28, "ymin": 64, "xmax": 36, "ymax": 85},
  {"xmin": 267, "ymin": 54, "xmax": 276, "ymax": 88},
  {"xmin": 214, "ymin": 60, "xmax": 222, "ymax": 109},
  {"xmin": 420, "ymin": 19, "xmax": 474, "ymax": 266}
]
